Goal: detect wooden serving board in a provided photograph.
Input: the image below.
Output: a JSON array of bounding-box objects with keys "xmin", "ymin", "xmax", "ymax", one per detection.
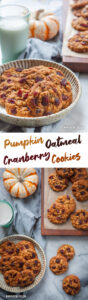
[
  {"xmin": 41, "ymin": 169, "xmax": 88, "ymax": 236},
  {"xmin": 62, "ymin": 0, "xmax": 88, "ymax": 72}
]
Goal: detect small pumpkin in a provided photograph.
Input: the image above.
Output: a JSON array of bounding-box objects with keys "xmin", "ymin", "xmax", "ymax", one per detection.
[
  {"xmin": 3, "ymin": 168, "xmax": 39, "ymax": 198},
  {"xmin": 29, "ymin": 9, "xmax": 59, "ymax": 41}
]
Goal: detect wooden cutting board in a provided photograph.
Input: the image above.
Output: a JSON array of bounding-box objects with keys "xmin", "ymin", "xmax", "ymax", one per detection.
[
  {"xmin": 41, "ymin": 168, "xmax": 88, "ymax": 236},
  {"xmin": 62, "ymin": 0, "xmax": 88, "ymax": 72}
]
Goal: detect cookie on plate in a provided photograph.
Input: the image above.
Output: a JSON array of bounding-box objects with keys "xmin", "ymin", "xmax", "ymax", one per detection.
[
  {"xmin": 71, "ymin": 209, "xmax": 88, "ymax": 230},
  {"xmin": 49, "ymin": 255, "xmax": 68, "ymax": 275},
  {"xmin": 0, "ymin": 256, "xmax": 11, "ymax": 274},
  {"xmin": 4, "ymin": 269, "xmax": 20, "ymax": 287},
  {"xmin": 55, "ymin": 194, "xmax": 76, "ymax": 214},
  {"xmin": 70, "ymin": 168, "xmax": 87, "ymax": 183},
  {"xmin": 23, "ymin": 258, "xmax": 41, "ymax": 277},
  {"xmin": 56, "ymin": 168, "xmax": 74, "ymax": 178},
  {"xmin": 71, "ymin": 0, "xmax": 88, "ymax": 9},
  {"xmin": 63, "ymin": 274, "xmax": 80, "ymax": 295},
  {"xmin": 48, "ymin": 172, "xmax": 68, "ymax": 192},
  {"xmin": 72, "ymin": 16, "xmax": 88, "ymax": 31},
  {"xmin": 0, "ymin": 240, "xmax": 16, "ymax": 256},
  {"xmin": 72, "ymin": 177, "xmax": 88, "ymax": 201},
  {"xmin": 16, "ymin": 240, "xmax": 35, "ymax": 255},
  {"xmin": 9, "ymin": 256, "xmax": 25, "ymax": 272},
  {"xmin": 47, "ymin": 202, "xmax": 70, "ymax": 224},
  {"xmin": 22, "ymin": 249, "xmax": 38, "ymax": 261},
  {"xmin": 68, "ymin": 32, "xmax": 88, "ymax": 53},
  {"xmin": 73, "ymin": 7, "xmax": 83, "ymax": 17},
  {"xmin": 18, "ymin": 270, "xmax": 35, "ymax": 287},
  {"xmin": 57, "ymin": 244, "xmax": 75, "ymax": 261}
]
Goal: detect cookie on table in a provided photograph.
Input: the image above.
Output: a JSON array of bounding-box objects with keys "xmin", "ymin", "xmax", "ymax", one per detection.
[
  {"xmin": 70, "ymin": 168, "xmax": 87, "ymax": 183},
  {"xmin": 57, "ymin": 244, "xmax": 75, "ymax": 261},
  {"xmin": 71, "ymin": 0, "xmax": 88, "ymax": 9},
  {"xmin": 47, "ymin": 202, "xmax": 70, "ymax": 224},
  {"xmin": 49, "ymin": 255, "xmax": 68, "ymax": 275},
  {"xmin": 23, "ymin": 258, "xmax": 41, "ymax": 277},
  {"xmin": 55, "ymin": 194, "xmax": 76, "ymax": 214},
  {"xmin": 0, "ymin": 256, "xmax": 11, "ymax": 274},
  {"xmin": 71, "ymin": 209, "xmax": 88, "ymax": 230},
  {"xmin": 4, "ymin": 269, "xmax": 20, "ymax": 287},
  {"xmin": 72, "ymin": 17, "xmax": 88, "ymax": 31},
  {"xmin": 9, "ymin": 256, "xmax": 25, "ymax": 272},
  {"xmin": 18, "ymin": 270, "xmax": 35, "ymax": 287},
  {"xmin": 63, "ymin": 274, "xmax": 80, "ymax": 295},
  {"xmin": 72, "ymin": 177, "xmax": 88, "ymax": 201},
  {"xmin": 73, "ymin": 7, "xmax": 83, "ymax": 17},
  {"xmin": 22, "ymin": 249, "xmax": 38, "ymax": 261},
  {"xmin": 68, "ymin": 31, "xmax": 88, "ymax": 53},
  {"xmin": 48, "ymin": 172, "xmax": 68, "ymax": 192},
  {"xmin": 0, "ymin": 240, "xmax": 16, "ymax": 256},
  {"xmin": 56, "ymin": 168, "xmax": 74, "ymax": 178},
  {"xmin": 16, "ymin": 240, "xmax": 35, "ymax": 255}
]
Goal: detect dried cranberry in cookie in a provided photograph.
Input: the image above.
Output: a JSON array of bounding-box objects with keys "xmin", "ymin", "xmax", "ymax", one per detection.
[
  {"xmin": 63, "ymin": 275, "xmax": 80, "ymax": 295},
  {"xmin": 49, "ymin": 255, "xmax": 68, "ymax": 275}
]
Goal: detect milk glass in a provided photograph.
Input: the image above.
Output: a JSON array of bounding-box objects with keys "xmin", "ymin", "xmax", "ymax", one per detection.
[{"xmin": 0, "ymin": 5, "xmax": 30, "ymax": 64}]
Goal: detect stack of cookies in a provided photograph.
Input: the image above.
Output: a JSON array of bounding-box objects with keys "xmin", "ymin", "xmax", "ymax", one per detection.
[
  {"xmin": 0, "ymin": 239, "xmax": 41, "ymax": 288},
  {"xmin": 68, "ymin": 0, "xmax": 88, "ymax": 53},
  {"xmin": 48, "ymin": 168, "xmax": 88, "ymax": 230},
  {"xmin": 49, "ymin": 244, "xmax": 80, "ymax": 296},
  {"xmin": 0, "ymin": 65, "xmax": 72, "ymax": 117}
]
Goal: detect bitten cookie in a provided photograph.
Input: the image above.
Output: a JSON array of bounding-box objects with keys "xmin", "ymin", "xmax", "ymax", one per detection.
[
  {"xmin": 72, "ymin": 17, "xmax": 88, "ymax": 31},
  {"xmin": 0, "ymin": 240, "xmax": 16, "ymax": 256},
  {"xmin": 55, "ymin": 194, "xmax": 76, "ymax": 214},
  {"xmin": 71, "ymin": 209, "xmax": 88, "ymax": 230},
  {"xmin": 48, "ymin": 172, "xmax": 68, "ymax": 192},
  {"xmin": 49, "ymin": 255, "xmax": 68, "ymax": 275},
  {"xmin": 72, "ymin": 177, "xmax": 88, "ymax": 201},
  {"xmin": 70, "ymin": 168, "xmax": 87, "ymax": 183},
  {"xmin": 23, "ymin": 258, "xmax": 41, "ymax": 277},
  {"xmin": 68, "ymin": 32, "xmax": 88, "ymax": 53},
  {"xmin": 56, "ymin": 168, "xmax": 74, "ymax": 178},
  {"xmin": 57, "ymin": 244, "xmax": 75, "ymax": 261},
  {"xmin": 63, "ymin": 274, "xmax": 80, "ymax": 295}
]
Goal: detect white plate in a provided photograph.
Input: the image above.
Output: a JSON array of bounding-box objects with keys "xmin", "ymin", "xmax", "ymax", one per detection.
[
  {"xmin": 0, "ymin": 234, "xmax": 46, "ymax": 293},
  {"xmin": 0, "ymin": 59, "xmax": 81, "ymax": 127}
]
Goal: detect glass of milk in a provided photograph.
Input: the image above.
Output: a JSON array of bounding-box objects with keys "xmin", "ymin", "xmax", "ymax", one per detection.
[
  {"xmin": 0, "ymin": 200, "xmax": 14, "ymax": 227},
  {"xmin": 0, "ymin": 5, "xmax": 30, "ymax": 64}
]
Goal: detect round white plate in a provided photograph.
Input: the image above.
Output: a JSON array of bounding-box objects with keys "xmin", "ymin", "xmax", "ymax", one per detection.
[
  {"xmin": 0, "ymin": 234, "xmax": 46, "ymax": 293},
  {"xmin": 0, "ymin": 59, "xmax": 81, "ymax": 127}
]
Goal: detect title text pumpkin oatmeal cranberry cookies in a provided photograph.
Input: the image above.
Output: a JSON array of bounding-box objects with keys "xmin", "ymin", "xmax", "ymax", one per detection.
[
  {"xmin": 0, "ymin": 65, "xmax": 72, "ymax": 117},
  {"xmin": 0, "ymin": 239, "xmax": 41, "ymax": 288}
]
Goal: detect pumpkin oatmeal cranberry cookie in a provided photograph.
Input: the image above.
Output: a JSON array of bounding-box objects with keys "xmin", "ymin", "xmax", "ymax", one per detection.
[
  {"xmin": 70, "ymin": 168, "xmax": 87, "ymax": 183},
  {"xmin": 16, "ymin": 240, "xmax": 35, "ymax": 255},
  {"xmin": 48, "ymin": 172, "xmax": 68, "ymax": 192},
  {"xmin": 68, "ymin": 31, "xmax": 88, "ymax": 53},
  {"xmin": 57, "ymin": 244, "xmax": 75, "ymax": 261},
  {"xmin": 9, "ymin": 256, "xmax": 25, "ymax": 272},
  {"xmin": 63, "ymin": 275, "xmax": 80, "ymax": 295},
  {"xmin": 47, "ymin": 202, "xmax": 70, "ymax": 224},
  {"xmin": 0, "ymin": 256, "xmax": 11, "ymax": 274},
  {"xmin": 71, "ymin": 209, "xmax": 88, "ymax": 230},
  {"xmin": 23, "ymin": 258, "xmax": 41, "ymax": 277},
  {"xmin": 0, "ymin": 240, "xmax": 16, "ymax": 256},
  {"xmin": 17, "ymin": 270, "xmax": 35, "ymax": 287},
  {"xmin": 72, "ymin": 177, "xmax": 88, "ymax": 201},
  {"xmin": 49, "ymin": 255, "xmax": 68, "ymax": 275},
  {"xmin": 4, "ymin": 270, "xmax": 20, "ymax": 287},
  {"xmin": 56, "ymin": 168, "xmax": 74, "ymax": 178},
  {"xmin": 72, "ymin": 16, "xmax": 88, "ymax": 31},
  {"xmin": 55, "ymin": 195, "xmax": 76, "ymax": 214}
]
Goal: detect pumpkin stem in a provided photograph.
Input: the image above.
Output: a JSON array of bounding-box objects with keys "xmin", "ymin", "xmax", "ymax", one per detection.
[{"xmin": 35, "ymin": 9, "xmax": 44, "ymax": 20}]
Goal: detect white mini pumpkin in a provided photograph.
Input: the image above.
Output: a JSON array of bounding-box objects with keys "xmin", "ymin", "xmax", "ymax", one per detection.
[
  {"xmin": 29, "ymin": 9, "xmax": 59, "ymax": 41},
  {"xmin": 3, "ymin": 168, "xmax": 39, "ymax": 198}
]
